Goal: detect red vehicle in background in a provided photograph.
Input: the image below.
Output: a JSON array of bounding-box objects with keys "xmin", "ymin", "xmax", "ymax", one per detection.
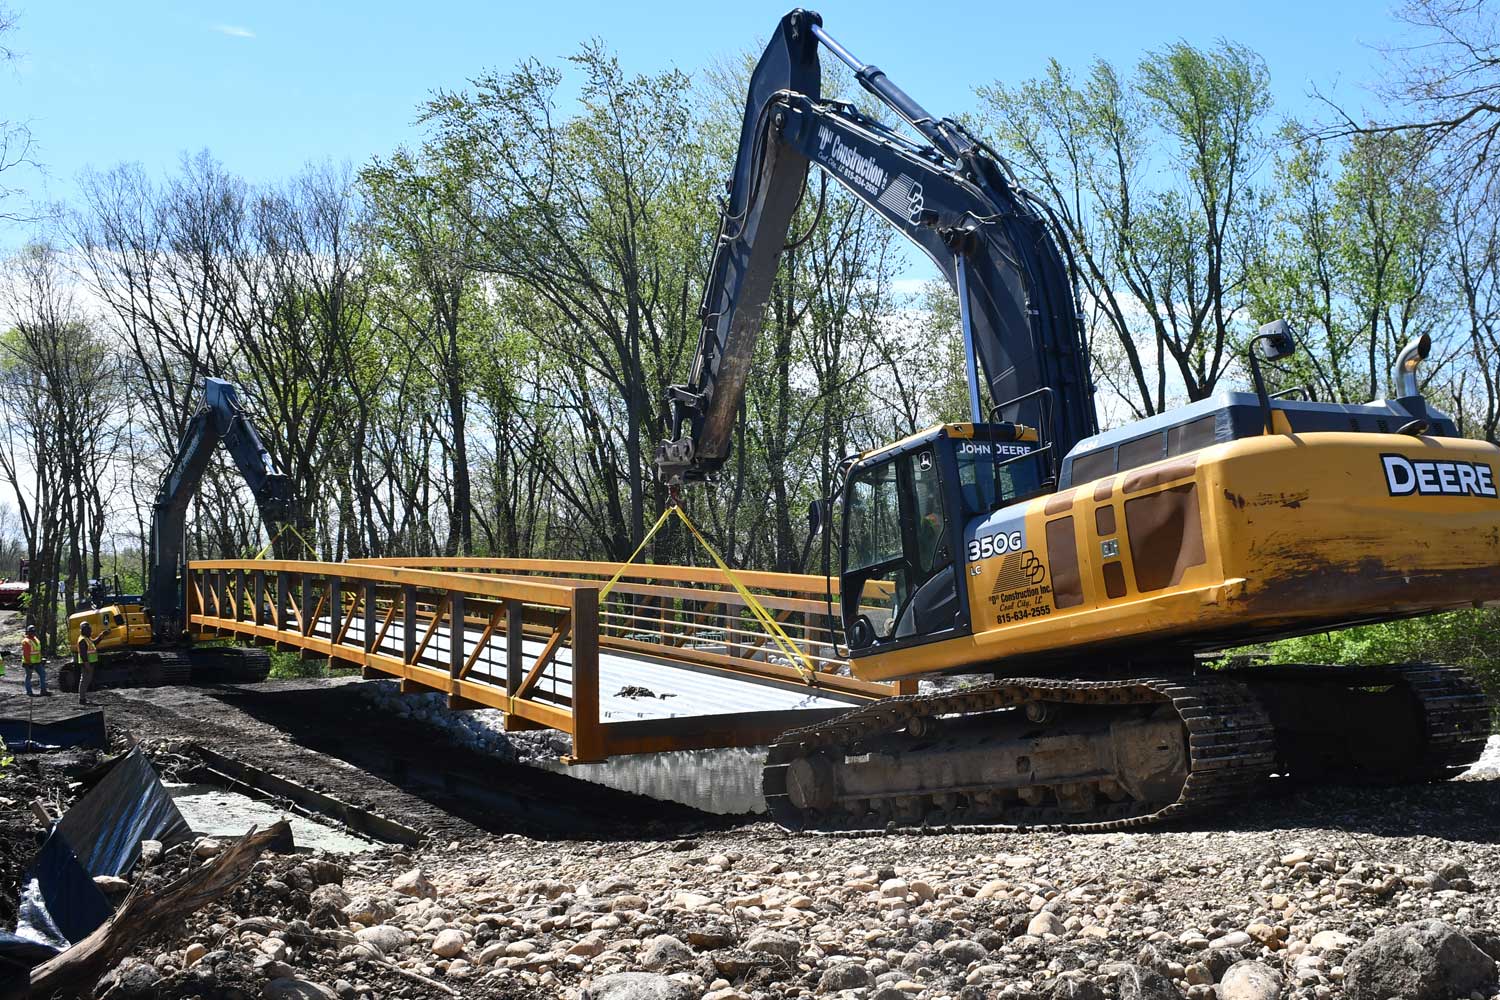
[{"xmin": 0, "ymin": 559, "xmax": 29, "ymax": 610}]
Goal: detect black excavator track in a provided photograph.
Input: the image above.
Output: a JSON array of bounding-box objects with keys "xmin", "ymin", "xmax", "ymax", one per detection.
[
  {"xmin": 762, "ymin": 664, "xmax": 1491, "ymax": 834},
  {"xmin": 187, "ymin": 645, "xmax": 273, "ymax": 684},
  {"xmin": 1230, "ymin": 662, "xmax": 1491, "ymax": 784},
  {"xmin": 58, "ymin": 650, "xmax": 193, "ymax": 692}
]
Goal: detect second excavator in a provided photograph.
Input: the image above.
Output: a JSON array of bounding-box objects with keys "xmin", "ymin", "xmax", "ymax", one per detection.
[{"xmin": 656, "ymin": 10, "xmax": 1498, "ymax": 831}]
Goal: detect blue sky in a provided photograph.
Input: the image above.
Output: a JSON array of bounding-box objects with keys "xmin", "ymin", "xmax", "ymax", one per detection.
[{"xmin": 4, "ymin": 0, "xmax": 1406, "ymax": 236}]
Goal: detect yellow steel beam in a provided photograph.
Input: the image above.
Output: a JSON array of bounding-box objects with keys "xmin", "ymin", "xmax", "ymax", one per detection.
[
  {"xmin": 512, "ymin": 612, "xmax": 572, "ymax": 700},
  {"xmin": 191, "ymin": 559, "xmax": 579, "ymax": 607}
]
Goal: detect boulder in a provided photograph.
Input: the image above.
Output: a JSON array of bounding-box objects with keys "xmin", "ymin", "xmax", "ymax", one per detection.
[
  {"xmin": 581, "ymin": 972, "xmax": 695, "ymax": 1000},
  {"xmin": 641, "ymin": 934, "xmax": 693, "ymax": 969},
  {"xmin": 1217, "ymin": 960, "xmax": 1283, "ymax": 1000},
  {"xmin": 1047, "ymin": 976, "xmax": 1106, "ymax": 1000},
  {"xmin": 1344, "ymin": 920, "xmax": 1497, "ymax": 1000},
  {"xmin": 390, "ymin": 868, "xmax": 436, "ymax": 899},
  {"xmin": 939, "ymin": 939, "xmax": 988, "ymax": 966},
  {"xmin": 353, "ymin": 925, "xmax": 409, "ymax": 955},
  {"xmin": 744, "ymin": 929, "xmax": 800, "ymax": 961},
  {"xmin": 1114, "ymin": 964, "xmax": 1179, "ymax": 1000},
  {"xmin": 818, "ymin": 962, "xmax": 871, "ymax": 992},
  {"xmin": 430, "ymin": 928, "xmax": 465, "ymax": 958},
  {"xmin": 1027, "ymin": 911, "xmax": 1065, "ymax": 937},
  {"xmin": 263, "ymin": 979, "xmax": 337, "ymax": 1000}
]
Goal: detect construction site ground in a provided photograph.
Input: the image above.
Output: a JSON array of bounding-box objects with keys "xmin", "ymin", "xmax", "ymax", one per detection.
[{"xmin": 1, "ymin": 608, "xmax": 1499, "ymax": 1000}]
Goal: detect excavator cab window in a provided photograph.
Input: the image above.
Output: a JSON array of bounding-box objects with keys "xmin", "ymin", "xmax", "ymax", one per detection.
[{"xmin": 841, "ymin": 441, "xmax": 964, "ymax": 653}]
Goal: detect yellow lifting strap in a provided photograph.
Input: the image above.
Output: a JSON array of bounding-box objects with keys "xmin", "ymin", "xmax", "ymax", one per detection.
[
  {"xmin": 598, "ymin": 503, "xmax": 820, "ymax": 685},
  {"xmin": 247, "ymin": 522, "xmax": 318, "ymax": 561}
]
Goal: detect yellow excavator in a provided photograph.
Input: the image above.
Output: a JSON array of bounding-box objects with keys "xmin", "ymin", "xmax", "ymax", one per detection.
[
  {"xmin": 655, "ymin": 10, "xmax": 1498, "ymax": 830},
  {"xmin": 61, "ymin": 378, "xmax": 289, "ymax": 691}
]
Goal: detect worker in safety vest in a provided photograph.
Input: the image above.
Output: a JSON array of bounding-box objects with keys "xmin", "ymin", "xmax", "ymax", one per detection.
[
  {"xmin": 21, "ymin": 624, "xmax": 50, "ymax": 697},
  {"xmin": 76, "ymin": 621, "xmax": 98, "ymax": 705}
]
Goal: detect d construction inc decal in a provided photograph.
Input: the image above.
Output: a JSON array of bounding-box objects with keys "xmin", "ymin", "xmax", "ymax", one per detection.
[
  {"xmin": 1382, "ymin": 454, "xmax": 1498, "ymax": 498},
  {"xmin": 969, "ymin": 515, "xmax": 1053, "ymax": 624}
]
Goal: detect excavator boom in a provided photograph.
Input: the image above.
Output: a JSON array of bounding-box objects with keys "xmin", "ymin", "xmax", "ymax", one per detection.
[
  {"xmin": 658, "ymin": 9, "xmax": 1095, "ymax": 485},
  {"xmin": 147, "ymin": 378, "xmax": 295, "ymax": 641}
]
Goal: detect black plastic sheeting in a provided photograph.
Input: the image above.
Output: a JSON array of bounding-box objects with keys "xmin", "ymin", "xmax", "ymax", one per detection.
[
  {"xmin": 6, "ymin": 748, "xmax": 190, "ymax": 966},
  {"xmin": 0, "ymin": 711, "xmax": 107, "ymax": 753},
  {"xmin": 57, "ymin": 749, "xmax": 190, "ymax": 880}
]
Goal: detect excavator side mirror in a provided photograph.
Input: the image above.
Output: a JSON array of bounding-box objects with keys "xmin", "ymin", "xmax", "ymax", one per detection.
[
  {"xmin": 1254, "ymin": 320, "xmax": 1297, "ymax": 362},
  {"xmin": 807, "ymin": 499, "xmax": 827, "ymax": 537}
]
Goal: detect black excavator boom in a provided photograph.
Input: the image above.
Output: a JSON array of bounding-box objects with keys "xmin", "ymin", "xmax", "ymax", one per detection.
[
  {"xmin": 657, "ymin": 9, "xmax": 1096, "ymax": 486},
  {"xmin": 147, "ymin": 378, "xmax": 295, "ymax": 641}
]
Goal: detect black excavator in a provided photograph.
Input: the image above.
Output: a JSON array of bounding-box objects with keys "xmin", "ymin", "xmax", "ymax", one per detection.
[
  {"xmin": 658, "ymin": 10, "xmax": 1495, "ymax": 831},
  {"xmin": 61, "ymin": 378, "xmax": 292, "ymax": 691}
]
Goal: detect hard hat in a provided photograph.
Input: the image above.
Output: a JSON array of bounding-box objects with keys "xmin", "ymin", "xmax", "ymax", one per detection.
[
  {"xmin": 25, "ymin": 624, "xmax": 36, "ymax": 635},
  {"xmin": 80, "ymin": 621, "xmax": 92, "ymax": 635}
]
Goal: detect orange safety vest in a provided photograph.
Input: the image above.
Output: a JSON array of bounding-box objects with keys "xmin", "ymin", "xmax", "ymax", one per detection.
[
  {"xmin": 22, "ymin": 636, "xmax": 42, "ymax": 665},
  {"xmin": 76, "ymin": 636, "xmax": 98, "ymax": 665}
]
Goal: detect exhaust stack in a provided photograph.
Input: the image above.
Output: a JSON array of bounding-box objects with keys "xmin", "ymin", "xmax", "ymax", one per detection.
[{"xmin": 1395, "ymin": 333, "xmax": 1431, "ymax": 398}]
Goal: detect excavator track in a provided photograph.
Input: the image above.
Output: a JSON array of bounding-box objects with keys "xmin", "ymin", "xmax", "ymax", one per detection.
[
  {"xmin": 763, "ymin": 674, "xmax": 1276, "ymax": 833},
  {"xmin": 763, "ymin": 663, "xmax": 1491, "ymax": 834},
  {"xmin": 1231, "ymin": 663, "xmax": 1491, "ymax": 784}
]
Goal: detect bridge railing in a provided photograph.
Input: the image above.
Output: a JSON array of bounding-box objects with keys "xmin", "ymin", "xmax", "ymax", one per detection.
[
  {"xmin": 186, "ymin": 557, "xmax": 905, "ymax": 762},
  {"xmin": 348, "ymin": 557, "xmax": 910, "ymax": 699}
]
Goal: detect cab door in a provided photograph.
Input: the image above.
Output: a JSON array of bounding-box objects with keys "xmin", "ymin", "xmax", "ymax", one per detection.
[{"xmin": 841, "ymin": 443, "xmax": 966, "ymax": 652}]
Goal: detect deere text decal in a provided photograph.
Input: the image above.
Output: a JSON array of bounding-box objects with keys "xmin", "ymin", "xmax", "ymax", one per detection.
[{"xmin": 1382, "ymin": 454, "xmax": 1497, "ymax": 498}]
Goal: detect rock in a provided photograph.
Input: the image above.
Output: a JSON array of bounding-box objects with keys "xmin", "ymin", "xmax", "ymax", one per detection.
[
  {"xmin": 139, "ymin": 840, "xmax": 163, "ymax": 866},
  {"xmin": 353, "ymin": 925, "xmax": 409, "ymax": 955},
  {"xmin": 306, "ymin": 859, "xmax": 342, "ymax": 885},
  {"xmin": 612, "ymin": 893, "xmax": 649, "ymax": 912},
  {"xmin": 1281, "ymin": 849, "xmax": 1312, "ymax": 867},
  {"xmin": 391, "ymin": 868, "xmax": 436, "ymax": 899},
  {"xmin": 880, "ymin": 878, "xmax": 909, "ymax": 898},
  {"xmin": 818, "ymin": 962, "xmax": 872, "ymax": 992},
  {"xmin": 263, "ymin": 979, "xmax": 337, "ymax": 1000},
  {"xmin": 93, "ymin": 874, "xmax": 129, "ymax": 894},
  {"xmin": 476, "ymin": 941, "xmax": 507, "ymax": 965},
  {"xmin": 581, "ymin": 972, "xmax": 694, "ymax": 1000},
  {"xmin": 1027, "ymin": 911, "xmax": 1065, "ymax": 937},
  {"xmin": 1245, "ymin": 921, "xmax": 1279, "ymax": 946},
  {"xmin": 1437, "ymin": 859, "xmax": 1470, "ymax": 881},
  {"xmin": 184, "ymin": 943, "xmax": 208, "ymax": 967},
  {"xmin": 744, "ymin": 930, "xmax": 799, "ymax": 961},
  {"xmin": 340, "ymin": 896, "xmax": 392, "ymax": 925},
  {"xmin": 686, "ymin": 927, "xmax": 734, "ymax": 950},
  {"xmin": 193, "ymin": 838, "xmax": 223, "ymax": 859},
  {"xmin": 673, "ymin": 891, "xmax": 714, "ymax": 910},
  {"xmin": 1308, "ymin": 930, "xmax": 1357, "ymax": 953},
  {"xmin": 642, "ymin": 934, "xmax": 693, "ymax": 969},
  {"xmin": 570, "ymin": 936, "xmax": 607, "ymax": 958},
  {"xmin": 1048, "ymin": 977, "xmax": 1105, "ymax": 1000},
  {"xmin": 1217, "ymin": 960, "xmax": 1283, "ymax": 1000},
  {"xmin": 1343, "ymin": 920, "xmax": 1497, "ymax": 1000},
  {"xmin": 430, "ymin": 928, "xmax": 465, "ymax": 958},
  {"xmin": 1209, "ymin": 930, "xmax": 1252, "ymax": 950},
  {"xmin": 1114, "ymin": 964, "xmax": 1178, "ymax": 1000},
  {"xmin": 309, "ymin": 884, "xmax": 350, "ymax": 911},
  {"xmin": 939, "ymin": 939, "xmax": 988, "ymax": 965},
  {"xmin": 1183, "ymin": 962, "xmax": 1211, "ymax": 986}
]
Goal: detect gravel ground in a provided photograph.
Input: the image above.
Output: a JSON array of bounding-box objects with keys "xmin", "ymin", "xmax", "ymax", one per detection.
[{"xmin": 0, "ymin": 608, "xmax": 1496, "ymax": 1000}]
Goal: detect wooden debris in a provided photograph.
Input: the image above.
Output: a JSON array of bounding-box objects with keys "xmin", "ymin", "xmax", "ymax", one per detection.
[{"xmin": 5, "ymin": 820, "xmax": 291, "ymax": 1000}]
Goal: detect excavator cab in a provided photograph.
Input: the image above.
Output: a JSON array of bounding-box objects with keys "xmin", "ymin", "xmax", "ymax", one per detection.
[{"xmin": 841, "ymin": 422, "xmax": 1044, "ymax": 653}]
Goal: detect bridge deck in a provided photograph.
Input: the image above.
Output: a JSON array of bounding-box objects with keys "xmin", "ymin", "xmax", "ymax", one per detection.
[{"xmin": 186, "ymin": 558, "xmax": 909, "ymax": 763}]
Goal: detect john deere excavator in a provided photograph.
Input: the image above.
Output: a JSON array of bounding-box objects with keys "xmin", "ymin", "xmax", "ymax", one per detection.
[
  {"xmin": 657, "ymin": 10, "xmax": 1499, "ymax": 831},
  {"xmin": 60, "ymin": 378, "xmax": 291, "ymax": 691}
]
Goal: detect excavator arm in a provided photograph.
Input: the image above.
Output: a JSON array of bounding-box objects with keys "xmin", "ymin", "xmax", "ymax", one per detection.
[
  {"xmin": 147, "ymin": 378, "xmax": 295, "ymax": 641},
  {"xmin": 657, "ymin": 9, "xmax": 1096, "ymax": 486}
]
